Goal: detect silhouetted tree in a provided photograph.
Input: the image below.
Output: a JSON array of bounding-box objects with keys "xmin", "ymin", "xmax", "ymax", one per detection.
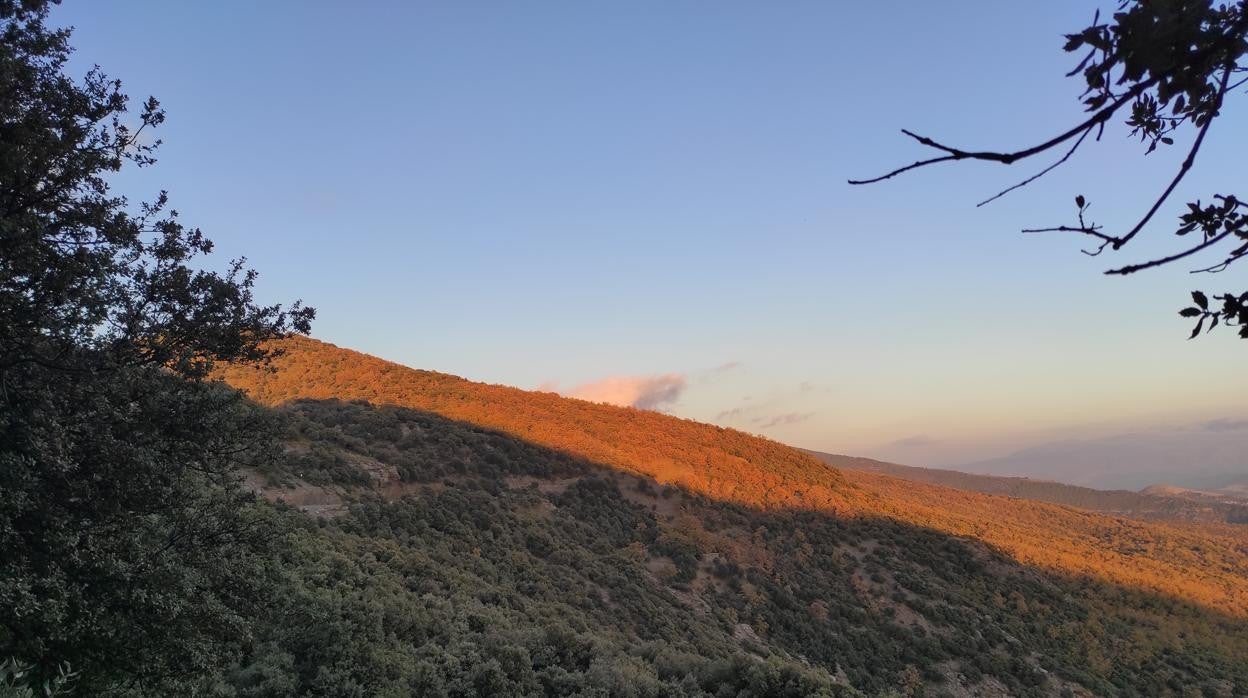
[
  {"xmin": 853, "ymin": 1, "xmax": 1248, "ymax": 339},
  {"xmin": 0, "ymin": 0, "xmax": 312, "ymax": 692}
]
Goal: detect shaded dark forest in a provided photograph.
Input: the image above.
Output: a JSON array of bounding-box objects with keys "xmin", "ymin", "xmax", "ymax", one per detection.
[{"xmin": 214, "ymin": 396, "xmax": 1248, "ymax": 696}]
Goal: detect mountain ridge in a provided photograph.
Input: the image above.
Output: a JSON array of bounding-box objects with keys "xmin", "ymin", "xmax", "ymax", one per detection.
[
  {"xmin": 208, "ymin": 336, "xmax": 1248, "ymax": 695},
  {"xmin": 804, "ymin": 450, "xmax": 1248, "ymax": 526},
  {"xmin": 953, "ymin": 430, "xmax": 1248, "ymax": 491},
  {"xmin": 219, "ymin": 336, "xmax": 854, "ymax": 513},
  {"xmin": 217, "ymin": 337, "xmax": 1248, "ymax": 617}
]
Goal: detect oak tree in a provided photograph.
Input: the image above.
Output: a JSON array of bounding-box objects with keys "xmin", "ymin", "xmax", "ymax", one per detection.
[{"xmin": 0, "ymin": 0, "xmax": 312, "ymax": 692}]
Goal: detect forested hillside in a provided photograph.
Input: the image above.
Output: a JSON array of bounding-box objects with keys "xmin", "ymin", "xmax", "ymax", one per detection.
[
  {"xmin": 219, "ymin": 337, "xmax": 855, "ymax": 513},
  {"xmin": 212, "ymin": 337, "xmax": 1248, "ymax": 696},
  {"xmin": 10, "ymin": 2, "xmax": 1248, "ymax": 695}
]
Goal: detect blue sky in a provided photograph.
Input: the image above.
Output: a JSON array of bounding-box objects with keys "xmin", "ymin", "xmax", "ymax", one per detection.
[{"xmin": 58, "ymin": 2, "xmax": 1248, "ymax": 467}]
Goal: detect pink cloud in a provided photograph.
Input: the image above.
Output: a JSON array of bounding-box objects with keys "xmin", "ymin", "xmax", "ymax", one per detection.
[{"xmin": 567, "ymin": 374, "xmax": 687, "ymax": 410}]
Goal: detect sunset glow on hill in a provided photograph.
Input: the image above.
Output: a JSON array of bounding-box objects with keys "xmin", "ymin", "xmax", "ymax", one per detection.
[{"xmin": 220, "ymin": 337, "xmax": 1248, "ymax": 619}]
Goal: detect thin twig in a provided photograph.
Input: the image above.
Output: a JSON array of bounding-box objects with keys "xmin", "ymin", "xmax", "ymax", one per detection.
[
  {"xmin": 1021, "ymin": 224, "xmax": 1116, "ymax": 244},
  {"xmin": 1189, "ymin": 259, "xmax": 1234, "ymax": 273},
  {"xmin": 1112, "ymin": 64, "xmax": 1233, "ymax": 249},
  {"xmin": 977, "ymin": 127, "xmax": 1093, "ymax": 207},
  {"xmin": 1106, "ymin": 227, "xmax": 1236, "ymax": 275}
]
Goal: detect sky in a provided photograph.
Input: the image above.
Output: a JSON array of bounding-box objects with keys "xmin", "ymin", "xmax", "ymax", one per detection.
[{"xmin": 55, "ymin": 2, "xmax": 1248, "ymax": 472}]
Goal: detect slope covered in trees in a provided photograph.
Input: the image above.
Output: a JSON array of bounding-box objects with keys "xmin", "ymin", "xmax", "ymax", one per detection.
[
  {"xmin": 10, "ymin": 1, "xmax": 1246, "ymax": 693},
  {"xmin": 223, "ymin": 398, "xmax": 1248, "ymax": 697},
  {"xmin": 218, "ymin": 336, "xmax": 855, "ymax": 515},
  {"xmin": 211, "ymin": 337, "xmax": 1248, "ymax": 696},
  {"xmin": 219, "ymin": 337, "xmax": 1248, "ymax": 616}
]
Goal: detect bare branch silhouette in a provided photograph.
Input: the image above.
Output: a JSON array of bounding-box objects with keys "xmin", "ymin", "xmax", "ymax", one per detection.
[{"xmin": 851, "ymin": 2, "xmax": 1248, "ymax": 339}]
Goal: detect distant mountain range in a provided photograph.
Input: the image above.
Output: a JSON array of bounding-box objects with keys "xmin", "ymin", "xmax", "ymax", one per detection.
[
  {"xmin": 950, "ymin": 429, "xmax": 1248, "ymax": 491},
  {"xmin": 804, "ymin": 451, "xmax": 1248, "ymax": 526},
  {"xmin": 1142, "ymin": 479, "xmax": 1248, "ymax": 504}
]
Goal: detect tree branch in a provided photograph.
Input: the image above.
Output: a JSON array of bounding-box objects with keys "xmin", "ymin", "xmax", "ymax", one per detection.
[
  {"xmin": 1105, "ymin": 227, "xmax": 1238, "ymax": 275},
  {"xmin": 847, "ymin": 78, "xmax": 1157, "ymax": 185},
  {"xmin": 1111, "ymin": 64, "xmax": 1233, "ymax": 249},
  {"xmin": 977, "ymin": 127, "xmax": 1093, "ymax": 207}
]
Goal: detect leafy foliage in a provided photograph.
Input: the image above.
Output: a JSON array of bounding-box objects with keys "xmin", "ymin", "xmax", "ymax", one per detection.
[
  {"xmin": 0, "ymin": 2, "xmax": 311, "ymax": 377},
  {"xmin": 0, "ymin": 657, "xmax": 77, "ymax": 697},
  {"xmin": 0, "ymin": 369, "xmax": 290, "ymax": 694},
  {"xmin": 0, "ymin": 1, "xmax": 311, "ymax": 692}
]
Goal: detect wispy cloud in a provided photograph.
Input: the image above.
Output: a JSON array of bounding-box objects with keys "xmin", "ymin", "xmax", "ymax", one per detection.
[
  {"xmin": 889, "ymin": 434, "xmax": 939, "ymax": 448},
  {"xmin": 753, "ymin": 412, "xmax": 815, "ymax": 428},
  {"xmin": 712, "ymin": 361, "xmax": 742, "ymax": 373},
  {"xmin": 566, "ymin": 374, "xmax": 687, "ymax": 410}
]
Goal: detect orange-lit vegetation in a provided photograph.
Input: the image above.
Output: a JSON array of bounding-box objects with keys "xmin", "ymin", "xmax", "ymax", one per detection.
[
  {"xmin": 840, "ymin": 469, "xmax": 1248, "ymax": 614},
  {"xmin": 240, "ymin": 394, "xmax": 1248, "ymax": 695},
  {"xmin": 212, "ymin": 338, "xmax": 1248, "ymax": 693},
  {"xmin": 219, "ymin": 337, "xmax": 855, "ymax": 513},
  {"xmin": 220, "ymin": 337, "xmax": 1248, "ymax": 620}
]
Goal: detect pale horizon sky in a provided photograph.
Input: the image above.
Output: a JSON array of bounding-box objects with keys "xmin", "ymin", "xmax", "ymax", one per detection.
[{"xmin": 58, "ymin": 2, "xmax": 1248, "ymax": 469}]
